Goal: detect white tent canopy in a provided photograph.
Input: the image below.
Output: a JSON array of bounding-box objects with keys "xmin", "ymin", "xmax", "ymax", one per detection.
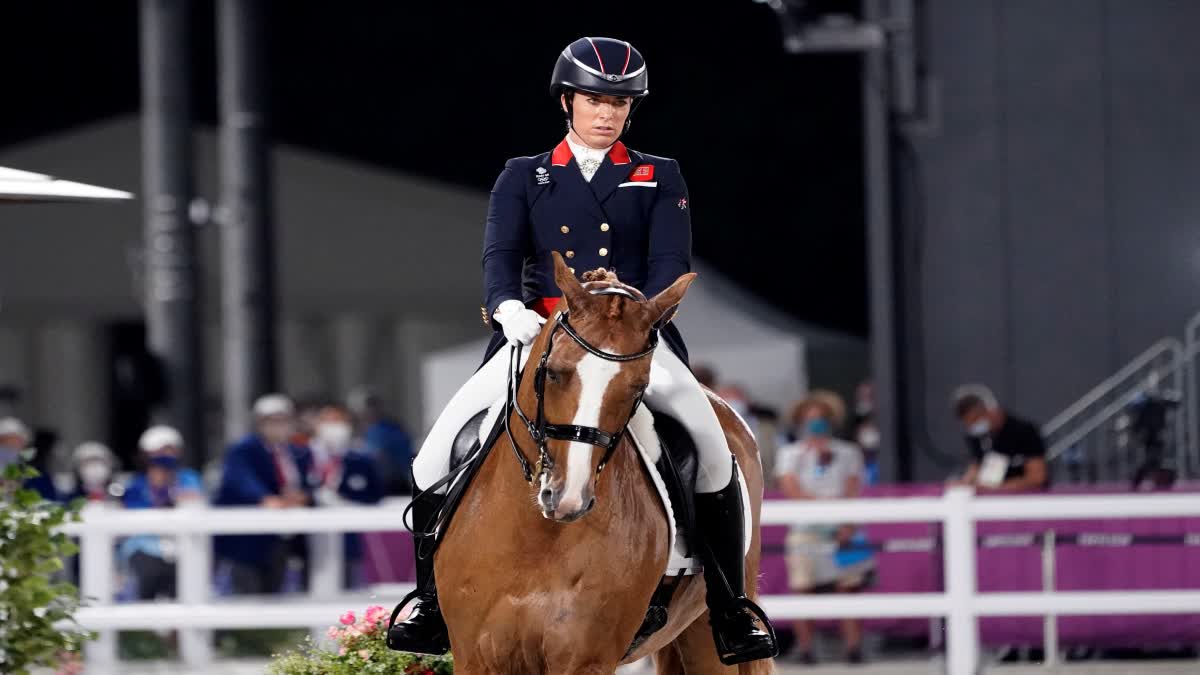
[
  {"xmin": 421, "ymin": 261, "xmax": 861, "ymax": 430},
  {"xmin": 0, "ymin": 166, "xmax": 133, "ymax": 202}
]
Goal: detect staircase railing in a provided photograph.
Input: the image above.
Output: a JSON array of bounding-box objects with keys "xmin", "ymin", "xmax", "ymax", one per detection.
[{"xmin": 1041, "ymin": 338, "xmax": 1186, "ymax": 483}]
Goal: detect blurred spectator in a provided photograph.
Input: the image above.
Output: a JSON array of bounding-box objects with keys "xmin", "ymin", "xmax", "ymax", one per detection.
[
  {"xmin": 951, "ymin": 384, "xmax": 1048, "ymax": 491},
  {"xmin": 0, "ymin": 417, "xmax": 57, "ymax": 500},
  {"xmin": 309, "ymin": 404, "xmax": 384, "ymax": 588},
  {"xmin": 347, "ymin": 387, "xmax": 413, "ymax": 496},
  {"xmin": 693, "ymin": 363, "xmax": 718, "ymax": 389},
  {"xmin": 213, "ymin": 394, "xmax": 315, "ymax": 595},
  {"xmin": 119, "ymin": 425, "xmax": 204, "ymax": 600},
  {"xmin": 1124, "ymin": 372, "xmax": 1180, "ymax": 490},
  {"xmin": 291, "ymin": 395, "xmax": 325, "ymax": 447},
  {"xmin": 851, "ymin": 381, "xmax": 881, "ymax": 485},
  {"xmin": 67, "ymin": 441, "xmax": 121, "ymax": 504},
  {"xmin": 718, "ymin": 382, "xmax": 780, "ymax": 475},
  {"xmin": 775, "ymin": 390, "xmax": 873, "ymax": 665}
]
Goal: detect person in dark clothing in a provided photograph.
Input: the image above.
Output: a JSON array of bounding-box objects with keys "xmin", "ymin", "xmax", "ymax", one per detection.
[
  {"xmin": 309, "ymin": 404, "xmax": 385, "ymax": 588},
  {"xmin": 213, "ymin": 394, "xmax": 316, "ymax": 594},
  {"xmin": 951, "ymin": 384, "xmax": 1048, "ymax": 491}
]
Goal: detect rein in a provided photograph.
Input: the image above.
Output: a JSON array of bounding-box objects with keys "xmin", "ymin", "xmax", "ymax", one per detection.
[{"xmin": 505, "ymin": 311, "xmax": 658, "ymax": 484}]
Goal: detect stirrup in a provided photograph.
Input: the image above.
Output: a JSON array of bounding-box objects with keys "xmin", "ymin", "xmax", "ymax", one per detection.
[
  {"xmin": 710, "ymin": 597, "xmax": 780, "ymax": 665},
  {"xmin": 386, "ymin": 587, "xmax": 450, "ymax": 655}
]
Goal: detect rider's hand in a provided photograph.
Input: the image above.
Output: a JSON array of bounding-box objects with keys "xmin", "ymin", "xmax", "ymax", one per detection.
[{"xmin": 494, "ymin": 299, "xmax": 545, "ymax": 345}]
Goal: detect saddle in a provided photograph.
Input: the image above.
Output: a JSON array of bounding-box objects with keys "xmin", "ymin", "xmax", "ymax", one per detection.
[{"xmin": 441, "ymin": 403, "xmax": 702, "ymax": 657}]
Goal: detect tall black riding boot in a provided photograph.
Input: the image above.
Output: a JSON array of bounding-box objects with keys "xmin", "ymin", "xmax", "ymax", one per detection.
[
  {"xmin": 694, "ymin": 461, "xmax": 780, "ymax": 665},
  {"xmin": 386, "ymin": 492, "xmax": 451, "ymax": 655}
]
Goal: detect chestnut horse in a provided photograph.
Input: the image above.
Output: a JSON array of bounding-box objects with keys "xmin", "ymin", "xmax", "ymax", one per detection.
[{"xmin": 435, "ymin": 253, "xmax": 774, "ymax": 675}]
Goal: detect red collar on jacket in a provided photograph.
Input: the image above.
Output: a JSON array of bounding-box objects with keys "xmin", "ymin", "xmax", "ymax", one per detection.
[{"xmin": 551, "ymin": 138, "xmax": 631, "ymax": 167}]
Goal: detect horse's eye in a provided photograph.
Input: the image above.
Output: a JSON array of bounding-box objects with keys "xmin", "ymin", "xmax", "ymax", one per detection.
[{"xmin": 546, "ymin": 369, "xmax": 562, "ymax": 384}]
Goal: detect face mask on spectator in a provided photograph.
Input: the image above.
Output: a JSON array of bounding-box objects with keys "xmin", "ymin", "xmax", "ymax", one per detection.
[
  {"xmin": 0, "ymin": 448, "xmax": 19, "ymax": 469},
  {"xmin": 316, "ymin": 422, "xmax": 353, "ymax": 453},
  {"xmin": 260, "ymin": 420, "xmax": 292, "ymax": 445},
  {"xmin": 804, "ymin": 418, "xmax": 832, "ymax": 438},
  {"xmin": 857, "ymin": 426, "xmax": 880, "ymax": 449},
  {"xmin": 79, "ymin": 462, "xmax": 110, "ymax": 489},
  {"xmin": 967, "ymin": 419, "xmax": 991, "ymax": 438},
  {"xmin": 149, "ymin": 454, "xmax": 180, "ymax": 471}
]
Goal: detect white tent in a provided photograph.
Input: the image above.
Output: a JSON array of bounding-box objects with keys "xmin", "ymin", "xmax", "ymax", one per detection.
[
  {"xmin": 422, "ymin": 261, "xmax": 860, "ymax": 430},
  {"xmin": 0, "ymin": 166, "xmax": 132, "ymax": 202}
]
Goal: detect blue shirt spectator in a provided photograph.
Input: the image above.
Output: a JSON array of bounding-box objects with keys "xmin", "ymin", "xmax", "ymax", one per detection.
[
  {"xmin": 119, "ymin": 425, "xmax": 204, "ymax": 600},
  {"xmin": 348, "ymin": 388, "xmax": 414, "ymax": 495}
]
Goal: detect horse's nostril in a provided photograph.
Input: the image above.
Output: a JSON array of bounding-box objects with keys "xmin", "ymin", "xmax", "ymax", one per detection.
[
  {"xmin": 586, "ymin": 497, "xmax": 596, "ymax": 511},
  {"xmin": 539, "ymin": 488, "xmax": 555, "ymax": 504}
]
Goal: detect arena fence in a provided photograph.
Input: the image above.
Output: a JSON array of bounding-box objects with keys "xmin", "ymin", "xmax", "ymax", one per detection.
[{"xmin": 62, "ymin": 488, "xmax": 1200, "ymax": 675}]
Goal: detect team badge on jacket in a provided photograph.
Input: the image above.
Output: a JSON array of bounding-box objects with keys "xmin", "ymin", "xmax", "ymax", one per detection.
[
  {"xmin": 630, "ymin": 164, "xmax": 655, "ymax": 182},
  {"xmin": 677, "ymin": 197, "xmax": 688, "ymax": 210},
  {"xmin": 535, "ymin": 166, "xmax": 550, "ymax": 185}
]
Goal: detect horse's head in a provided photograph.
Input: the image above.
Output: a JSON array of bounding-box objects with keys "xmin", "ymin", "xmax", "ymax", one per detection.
[{"xmin": 522, "ymin": 252, "xmax": 695, "ymax": 522}]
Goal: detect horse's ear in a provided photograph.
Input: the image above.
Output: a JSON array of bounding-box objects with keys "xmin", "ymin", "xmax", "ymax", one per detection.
[
  {"xmin": 552, "ymin": 251, "xmax": 591, "ymax": 314},
  {"xmin": 646, "ymin": 272, "xmax": 697, "ymax": 328}
]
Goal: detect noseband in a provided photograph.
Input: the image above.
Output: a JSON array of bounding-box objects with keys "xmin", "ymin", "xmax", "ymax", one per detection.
[{"xmin": 506, "ymin": 310, "xmax": 659, "ymax": 484}]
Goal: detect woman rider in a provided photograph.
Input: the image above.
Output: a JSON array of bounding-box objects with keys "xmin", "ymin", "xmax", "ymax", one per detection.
[{"xmin": 389, "ymin": 37, "xmax": 778, "ymax": 665}]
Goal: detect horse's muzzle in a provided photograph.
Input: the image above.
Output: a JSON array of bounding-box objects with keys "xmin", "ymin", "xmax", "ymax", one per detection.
[{"xmin": 538, "ymin": 485, "xmax": 596, "ymax": 522}]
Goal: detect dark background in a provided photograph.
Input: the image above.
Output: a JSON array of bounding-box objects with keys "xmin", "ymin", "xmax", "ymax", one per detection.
[{"xmin": 0, "ymin": 0, "xmax": 867, "ymax": 335}]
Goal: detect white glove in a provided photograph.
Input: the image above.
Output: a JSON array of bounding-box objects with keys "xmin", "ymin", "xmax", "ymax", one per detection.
[{"xmin": 493, "ymin": 299, "xmax": 546, "ymax": 345}]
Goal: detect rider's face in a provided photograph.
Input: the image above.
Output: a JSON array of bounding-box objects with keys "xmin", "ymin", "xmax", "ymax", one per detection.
[{"xmin": 562, "ymin": 92, "xmax": 632, "ymax": 149}]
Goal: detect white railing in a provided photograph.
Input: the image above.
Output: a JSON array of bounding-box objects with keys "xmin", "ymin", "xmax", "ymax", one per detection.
[{"xmin": 64, "ymin": 488, "xmax": 1200, "ymax": 675}]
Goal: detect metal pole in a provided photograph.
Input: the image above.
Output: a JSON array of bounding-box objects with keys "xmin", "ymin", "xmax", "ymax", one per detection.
[
  {"xmin": 862, "ymin": 0, "xmax": 904, "ymax": 481},
  {"xmin": 218, "ymin": 0, "xmax": 277, "ymax": 441},
  {"xmin": 141, "ymin": 0, "xmax": 205, "ymax": 468}
]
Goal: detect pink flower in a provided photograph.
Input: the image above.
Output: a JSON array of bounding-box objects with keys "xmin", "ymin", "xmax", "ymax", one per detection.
[
  {"xmin": 364, "ymin": 604, "xmax": 388, "ymax": 623},
  {"xmin": 339, "ymin": 611, "xmax": 356, "ymax": 626},
  {"xmin": 358, "ymin": 620, "xmax": 378, "ymax": 635},
  {"xmin": 326, "ymin": 627, "xmax": 340, "ymax": 640},
  {"xmin": 338, "ymin": 647, "xmax": 347, "ymax": 656},
  {"xmin": 359, "ymin": 649, "xmax": 371, "ymax": 661}
]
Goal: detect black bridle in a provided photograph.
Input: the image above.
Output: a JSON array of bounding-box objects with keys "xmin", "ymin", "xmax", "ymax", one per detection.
[{"xmin": 506, "ymin": 311, "xmax": 659, "ymax": 484}]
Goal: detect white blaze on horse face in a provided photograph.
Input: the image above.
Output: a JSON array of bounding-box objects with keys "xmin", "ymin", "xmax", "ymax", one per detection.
[{"xmin": 559, "ymin": 351, "xmax": 621, "ymax": 513}]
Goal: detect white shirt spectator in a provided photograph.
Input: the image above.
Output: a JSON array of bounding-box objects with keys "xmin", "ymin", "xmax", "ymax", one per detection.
[{"xmin": 775, "ymin": 438, "xmax": 865, "ymax": 499}]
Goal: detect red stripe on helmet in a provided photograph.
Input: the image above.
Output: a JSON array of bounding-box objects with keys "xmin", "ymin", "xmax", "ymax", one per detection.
[
  {"xmin": 622, "ymin": 43, "xmax": 632, "ymax": 75},
  {"xmin": 585, "ymin": 37, "xmax": 606, "ymax": 74}
]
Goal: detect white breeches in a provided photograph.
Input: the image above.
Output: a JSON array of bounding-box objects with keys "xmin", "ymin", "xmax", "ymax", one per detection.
[{"xmin": 412, "ymin": 342, "xmax": 736, "ymax": 494}]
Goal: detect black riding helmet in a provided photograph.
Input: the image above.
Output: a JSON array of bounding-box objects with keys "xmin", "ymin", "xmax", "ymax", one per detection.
[{"xmin": 551, "ymin": 37, "xmax": 649, "ymax": 135}]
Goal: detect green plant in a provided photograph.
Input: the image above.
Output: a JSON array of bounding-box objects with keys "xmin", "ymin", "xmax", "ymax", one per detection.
[
  {"xmin": 0, "ymin": 460, "xmax": 93, "ymax": 674},
  {"xmin": 266, "ymin": 605, "xmax": 453, "ymax": 675}
]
